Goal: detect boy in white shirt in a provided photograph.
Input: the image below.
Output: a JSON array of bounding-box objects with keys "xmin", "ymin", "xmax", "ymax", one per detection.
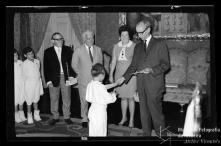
[
  {"xmin": 22, "ymin": 47, "xmax": 44, "ymax": 124},
  {"xmin": 86, "ymin": 63, "xmax": 122, "ymax": 136}
]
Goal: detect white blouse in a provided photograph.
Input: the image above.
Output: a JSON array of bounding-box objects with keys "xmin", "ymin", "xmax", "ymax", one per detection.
[
  {"xmin": 86, "ymin": 80, "xmax": 116, "ymax": 107},
  {"xmin": 22, "ymin": 59, "xmax": 41, "ymax": 80}
]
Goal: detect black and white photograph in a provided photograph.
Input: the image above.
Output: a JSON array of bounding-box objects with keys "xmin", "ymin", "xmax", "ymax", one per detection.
[{"xmin": 5, "ymin": 4, "xmax": 219, "ymax": 144}]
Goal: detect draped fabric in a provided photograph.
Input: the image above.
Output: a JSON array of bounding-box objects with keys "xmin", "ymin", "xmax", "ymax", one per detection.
[
  {"xmin": 29, "ymin": 13, "xmax": 51, "ymax": 54},
  {"xmin": 30, "ymin": 13, "xmax": 50, "ymax": 88},
  {"xmin": 19, "ymin": 13, "xmax": 50, "ymax": 58},
  {"xmin": 20, "ymin": 13, "xmax": 31, "ymax": 59},
  {"xmin": 68, "ymin": 13, "xmax": 96, "ymax": 44}
]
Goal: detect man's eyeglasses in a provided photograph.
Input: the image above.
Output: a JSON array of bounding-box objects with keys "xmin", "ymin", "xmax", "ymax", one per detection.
[
  {"xmin": 136, "ymin": 25, "xmax": 150, "ymax": 35},
  {"xmin": 52, "ymin": 38, "xmax": 64, "ymax": 41}
]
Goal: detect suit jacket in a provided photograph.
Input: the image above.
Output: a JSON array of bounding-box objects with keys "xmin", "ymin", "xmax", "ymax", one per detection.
[
  {"xmin": 71, "ymin": 44, "xmax": 103, "ymax": 86},
  {"xmin": 44, "ymin": 45, "xmax": 76, "ymax": 87},
  {"xmin": 123, "ymin": 37, "xmax": 170, "ymax": 96}
]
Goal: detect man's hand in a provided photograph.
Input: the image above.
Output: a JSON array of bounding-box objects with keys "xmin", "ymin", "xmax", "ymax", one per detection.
[{"xmin": 116, "ymin": 77, "xmax": 125, "ymax": 85}]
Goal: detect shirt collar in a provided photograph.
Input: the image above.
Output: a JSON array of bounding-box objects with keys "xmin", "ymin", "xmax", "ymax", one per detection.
[
  {"xmin": 54, "ymin": 46, "xmax": 61, "ymax": 50},
  {"xmin": 26, "ymin": 59, "xmax": 35, "ymax": 63},
  {"xmin": 85, "ymin": 44, "xmax": 93, "ymax": 50},
  {"xmin": 145, "ymin": 34, "xmax": 152, "ymax": 43},
  {"xmin": 118, "ymin": 40, "xmax": 133, "ymax": 48}
]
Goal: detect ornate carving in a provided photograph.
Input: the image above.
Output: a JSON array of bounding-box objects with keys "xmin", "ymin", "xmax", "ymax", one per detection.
[
  {"xmin": 161, "ymin": 13, "xmax": 187, "ymax": 35},
  {"xmin": 119, "ymin": 13, "xmax": 127, "ymax": 26}
]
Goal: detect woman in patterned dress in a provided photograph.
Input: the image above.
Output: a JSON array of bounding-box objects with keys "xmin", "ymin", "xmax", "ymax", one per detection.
[{"xmin": 109, "ymin": 25, "xmax": 137, "ymax": 128}]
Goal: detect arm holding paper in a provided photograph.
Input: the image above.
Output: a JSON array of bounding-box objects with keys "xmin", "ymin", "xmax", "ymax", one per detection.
[{"xmin": 65, "ymin": 62, "xmax": 78, "ymax": 86}]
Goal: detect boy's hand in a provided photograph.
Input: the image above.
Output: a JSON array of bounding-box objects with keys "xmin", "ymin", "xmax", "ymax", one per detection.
[
  {"xmin": 116, "ymin": 77, "xmax": 125, "ymax": 85},
  {"xmin": 109, "ymin": 76, "xmax": 114, "ymax": 83}
]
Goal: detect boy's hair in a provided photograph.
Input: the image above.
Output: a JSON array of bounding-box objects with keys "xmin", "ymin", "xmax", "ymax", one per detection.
[{"xmin": 91, "ymin": 63, "xmax": 105, "ymax": 77}]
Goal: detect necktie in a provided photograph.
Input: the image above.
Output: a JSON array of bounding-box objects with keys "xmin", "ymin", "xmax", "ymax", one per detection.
[
  {"xmin": 57, "ymin": 47, "xmax": 63, "ymax": 73},
  {"xmin": 143, "ymin": 40, "xmax": 147, "ymax": 53},
  {"xmin": 88, "ymin": 47, "xmax": 93, "ymax": 63}
]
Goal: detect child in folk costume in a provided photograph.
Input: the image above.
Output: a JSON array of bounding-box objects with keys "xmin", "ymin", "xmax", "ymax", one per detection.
[
  {"xmin": 22, "ymin": 47, "xmax": 44, "ymax": 124},
  {"xmin": 183, "ymin": 82, "xmax": 202, "ymax": 137},
  {"xmin": 14, "ymin": 49, "xmax": 27, "ymax": 123},
  {"xmin": 86, "ymin": 63, "xmax": 121, "ymax": 136}
]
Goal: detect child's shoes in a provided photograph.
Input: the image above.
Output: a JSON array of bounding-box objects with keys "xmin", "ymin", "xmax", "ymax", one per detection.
[
  {"xmin": 15, "ymin": 112, "xmax": 22, "ymax": 123},
  {"xmin": 34, "ymin": 110, "xmax": 41, "ymax": 121},
  {"xmin": 27, "ymin": 112, "xmax": 34, "ymax": 124},
  {"xmin": 19, "ymin": 110, "xmax": 27, "ymax": 122}
]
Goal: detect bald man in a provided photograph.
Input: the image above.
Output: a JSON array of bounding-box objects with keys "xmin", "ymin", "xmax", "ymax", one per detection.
[
  {"xmin": 71, "ymin": 30, "xmax": 103, "ymax": 128},
  {"xmin": 118, "ymin": 18, "xmax": 170, "ymax": 136}
]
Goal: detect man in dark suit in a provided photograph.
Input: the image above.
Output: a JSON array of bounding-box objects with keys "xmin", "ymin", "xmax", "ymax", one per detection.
[
  {"xmin": 44, "ymin": 32, "xmax": 76, "ymax": 125},
  {"xmin": 117, "ymin": 18, "xmax": 170, "ymax": 136}
]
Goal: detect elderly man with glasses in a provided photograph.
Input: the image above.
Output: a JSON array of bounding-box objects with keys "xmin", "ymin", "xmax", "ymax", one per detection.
[
  {"xmin": 44, "ymin": 32, "xmax": 76, "ymax": 126},
  {"xmin": 117, "ymin": 18, "xmax": 170, "ymax": 136}
]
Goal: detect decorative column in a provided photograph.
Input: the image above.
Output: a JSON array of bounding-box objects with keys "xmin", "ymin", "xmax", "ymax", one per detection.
[{"xmin": 119, "ymin": 12, "xmax": 127, "ymax": 26}]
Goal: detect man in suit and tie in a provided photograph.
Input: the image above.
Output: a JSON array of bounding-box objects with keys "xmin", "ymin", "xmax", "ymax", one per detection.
[
  {"xmin": 44, "ymin": 32, "xmax": 76, "ymax": 125},
  {"xmin": 117, "ymin": 18, "xmax": 170, "ymax": 136},
  {"xmin": 71, "ymin": 30, "xmax": 103, "ymax": 128}
]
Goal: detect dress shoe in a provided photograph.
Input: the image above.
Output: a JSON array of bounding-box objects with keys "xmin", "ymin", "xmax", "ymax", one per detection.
[
  {"xmin": 118, "ymin": 120, "xmax": 127, "ymax": 126},
  {"xmin": 82, "ymin": 122, "xmax": 88, "ymax": 128},
  {"xmin": 64, "ymin": 119, "xmax": 73, "ymax": 125},
  {"xmin": 48, "ymin": 119, "xmax": 59, "ymax": 126},
  {"xmin": 129, "ymin": 122, "xmax": 134, "ymax": 128}
]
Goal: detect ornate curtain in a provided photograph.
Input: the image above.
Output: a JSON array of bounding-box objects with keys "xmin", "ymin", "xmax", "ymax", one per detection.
[
  {"xmin": 29, "ymin": 13, "xmax": 50, "ymax": 54},
  {"xmin": 18, "ymin": 13, "xmax": 50, "ymax": 58},
  {"xmin": 29, "ymin": 13, "xmax": 50, "ymax": 88},
  {"xmin": 68, "ymin": 13, "xmax": 96, "ymax": 44}
]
